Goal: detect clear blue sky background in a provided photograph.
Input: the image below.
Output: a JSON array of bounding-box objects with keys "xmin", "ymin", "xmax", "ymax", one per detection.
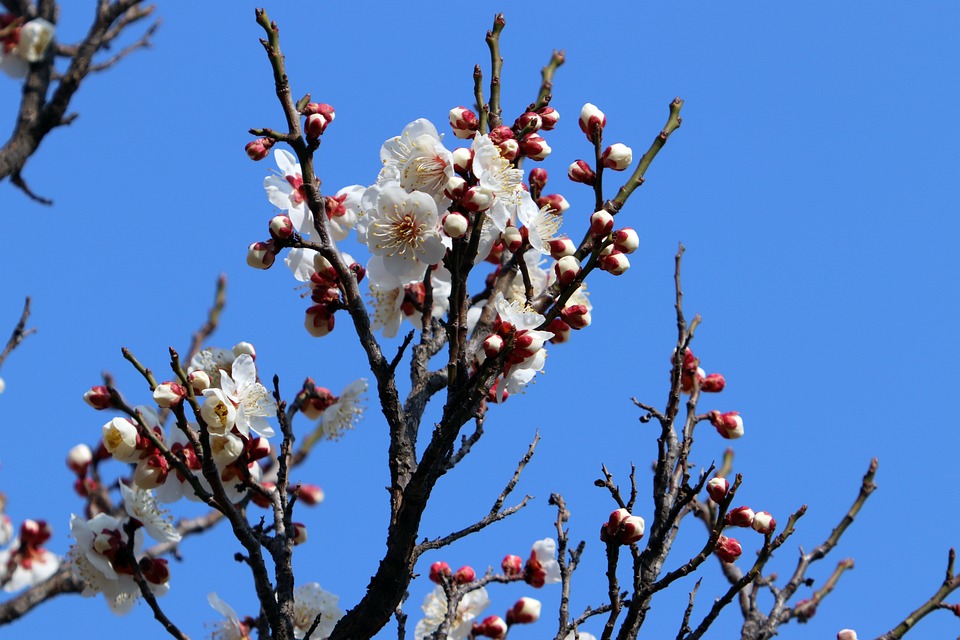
[{"xmin": 1, "ymin": 2, "xmax": 958, "ymax": 638}]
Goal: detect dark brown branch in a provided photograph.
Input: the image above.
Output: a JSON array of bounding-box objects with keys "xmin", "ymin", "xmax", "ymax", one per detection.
[{"xmin": 0, "ymin": 297, "xmax": 34, "ymax": 372}]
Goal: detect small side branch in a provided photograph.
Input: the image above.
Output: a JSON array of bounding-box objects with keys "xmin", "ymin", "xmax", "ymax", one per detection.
[
  {"xmin": 0, "ymin": 297, "xmax": 35, "ymax": 372},
  {"xmin": 877, "ymin": 548, "xmax": 960, "ymax": 640}
]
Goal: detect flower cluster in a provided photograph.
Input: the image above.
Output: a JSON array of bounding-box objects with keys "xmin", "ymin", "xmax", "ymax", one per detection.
[
  {"xmin": 0, "ymin": 15, "xmax": 54, "ymax": 78},
  {"xmin": 0, "ymin": 517, "xmax": 59, "ymax": 593}
]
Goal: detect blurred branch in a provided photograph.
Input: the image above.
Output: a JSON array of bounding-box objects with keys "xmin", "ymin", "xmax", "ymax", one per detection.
[{"xmin": 0, "ymin": 297, "xmax": 35, "ymax": 372}]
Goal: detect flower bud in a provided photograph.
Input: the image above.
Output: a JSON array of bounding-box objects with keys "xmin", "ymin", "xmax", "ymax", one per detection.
[
  {"xmin": 66, "ymin": 444, "xmax": 93, "ymax": 475},
  {"xmin": 560, "ymin": 304, "xmax": 591, "ymax": 330},
  {"xmin": 489, "ymin": 125, "xmax": 515, "ymax": 145},
  {"xmin": 589, "ymin": 210, "xmax": 614, "ymax": 237},
  {"xmin": 247, "ymin": 240, "xmax": 277, "ymax": 270},
  {"xmin": 133, "ymin": 454, "xmax": 169, "ymax": 490},
  {"xmin": 102, "ymin": 418, "xmax": 140, "ymax": 462},
  {"xmin": 579, "ymin": 103, "xmax": 606, "ymax": 141},
  {"xmin": 537, "ymin": 106, "xmax": 560, "ymax": 130},
  {"xmin": 200, "ymin": 393, "xmax": 237, "ymax": 434},
  {"xmin": 714, "ymin": 535, "xmax": 742, "ymax": 563},
  {"xmin": 17, "ymin": 18, "xmax": 54, "ymax": 62},
  {"xmin": 537, "ymin": 194, "xmax": 569, "ymax": 214},
  {"xmin": 232, "ymin": 342, "xmax": 256, "ymax": 359},
  {"xmin": 598, "ymin": 251, "xmax": 630, "ymax": 275},
  {"xmin": 554, "ymin": 255, "xmax": 581, "ymax": 286},
  {"xmin": 449, "ymin": 106, "xmax": 479, "ymax": 139},
  {"xmin": 153, "ymin": 381, "xmax": 187, "ymax": 408},
  {"xmin": 304, "ymin": 113, "xmax": 328, "ymax": 140},
  {"xmin": 429, "ymin": 561, "xmax": 451, "ymax": 584},
  {"xmin": 519, "ymin": 134, "xmax": 551, "ymax": 160},
  {"xmin": 245, "ymin": 137, "xmax": 274, "ymax": 161},
  {"xmin": 700, "ymin": 373, "xmax": 726, "ymax": 392},
  {"xmin": 498, "ymin": 138, "xmax": 519, "ymax": 161},
  {"xmin": 547, "ymin": 318, "xmax": 571, "ymax": 344},
  {"xmin": 269, "ymin": 214, "xmax": 295, "ymax": 241},
  {"xmin": 567, "ymin": 160, "xmax": 596, "ymax": 185},
  {"xmin": 502, "ymin": 225, "xmax": 523, "ymax": 253},
  {"xmin": 295, "ymin": 483, "xmax": 324, "ymax": 506},
  {"xmin": 725, "ymin": 506, "xmax": 755, "ymax": 528},
  {"xmin": 139, "ymin": 557, "xmax": 170, "ymax": 586},
  {"xmin": 618, "ymin": 514, "xmax": 646, "ymax": 544},
  {"xmin": 443, "ymin": 175, "xmax": 467, "ymax": 200},
  {"xmin": 483, "ymin": 334, "xmax": 505, "ymax": 358},
  {"xmin": 501, "ymin": 554, "xmax": 523, "ymax": 577},
  {"xmin": 291, "ymin": 522, "xmax": 308, "ymax": 545},
  {"xmin": 506, "ymin": 597, "xmax": 541, "ymax": 624},
  {"xmin": 462, "ymin": 186, "xmax": 496, "ymax": 212},
  {"xmin": 529, "ymin": 168, "xmax": 548, "ymax": 192},
  {"xmin": 709, "ymin": 411, "xmax": 744, "ymax": 439},
  {"xmin": 303, "ymin": 102, "xmax": 335, "ymax": 122},
  {"xmin": 705, "ymin": 476, "xmax": 729, "ymax": 503},
  {"xmin": 611, "ymin": 228, "xmax": 639, "ymax": 254},
  {"xmin": 453, "ymin": 147, "xmax": 473, "ymax": 174},
  {"xmin": 752, "ymin": 511, "xmax": 776, "ymax": 534},
  {"xmin": 305, "ymin": 304, "xmax": 336, "ymax": 337},
  {"xmin": 516, "ymin": 111, "xmax": 543, "ymax": 132},
  {"xmin": 473, "ymin": 615, "xmax": 508, "ymax": 639},
  {"xmin": 248, "ymin": 437, "xmax": 271, "ymax": 462},
  {"xmin": 837, "ymin": 631, "xmax": 858, "ymax": 640},
  {"xmin": 188, "ymin": 370, "xmax": 212, "ymax": 394},
  {"xmin": 453, "ymin": 565, "xmax": 476, "ymax": 584},
  {"xmin": 548, "ymin": 237, "xmax": 576, "ymax": 259},
  {"xmin": 601, "ymin": 143, "xmax": 633, "ymax": 170},
  {"xmin": 84, "ymin": 385, "xmax": 113, "ymax": 410}
]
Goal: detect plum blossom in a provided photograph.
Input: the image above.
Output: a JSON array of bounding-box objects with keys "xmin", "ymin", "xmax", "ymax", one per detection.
[
  {"xmin": 414, "ymin": 585, "xmax": 490, "ymax": 640},
  {"xmin": 292, "ymin": 582, "xmax": 343, "ymax": 639},
  {"xmin": 366, "ymin": 186, "xmax": 445, "ymax": 279},
  {"xmin": 519, "ymin": 203, "xmax": 563, "ymax": 255},
  {"xmin": 367, "ymin": 257, "xmax": 452, "ymax": 337},
  {"xmin": 486, "ymin": 293, "xmax": 552, "ymax": 401},
  {"xmin": 207, "ymin": 592, "xmax": 253, "ymax": 640},
  {"xmin": 265, "ymin": 149, "xmax": 309, "ymax": 234},
  {"xmin": 203, "ymin": 354, "xmax": 276, "ymax": 438},
  {"xmin": 120, "ymin": 482, "xmax": 181, "ymax": 544},
  {"xmin": 312, "ymin": 379, "xmax": 368, "ymax": 441},
  {"xmin": 155, "ymin": 424, "xmax": 204, "ymax": 503},
  {"xmin": 0, "ymin": 520, "xmax": 59, "ymax": 592},
  {"xmin": 380, "ymin": 118, "xmax": 454, "ymax": 205},
  {"xmin": 564, "ymin": 633, "xmax": 597, "ymax": 640},
  {"xmin": 524, "ymin": 537, "xmax": 562, "ymax": 587}
]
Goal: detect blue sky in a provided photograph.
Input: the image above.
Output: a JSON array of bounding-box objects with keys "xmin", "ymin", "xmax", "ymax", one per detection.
[{"xmin": 1, "ymin": 2, "xmax": 959, "ymax": 638}]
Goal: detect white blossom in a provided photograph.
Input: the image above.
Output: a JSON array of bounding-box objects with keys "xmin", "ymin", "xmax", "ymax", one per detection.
[
  {"xmin": 292, "ymin": 582, "xmax": 343, "ymax": 639},
  {"xmin": 120, "ymin": 482, "xmax": 181, "ymax": 544},
  {"xmin": 414, "ymin": 585, "xmax": 490, "ymax": 640}
]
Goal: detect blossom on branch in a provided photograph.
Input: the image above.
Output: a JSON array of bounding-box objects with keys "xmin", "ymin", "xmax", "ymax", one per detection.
[{"xmin": 414, "ymin": 585, "xmax": 490, "ymax": 640}]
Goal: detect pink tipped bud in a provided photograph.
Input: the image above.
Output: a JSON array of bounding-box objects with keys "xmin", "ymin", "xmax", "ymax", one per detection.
[
  {"xmin": 537, "ymin": 106, "xmax": 560, "ymax": 130},
  {"xmin": 247, "ymin": 240, "xmax": 277, "ymax": 270},
  {"xmin": 498, "ymin": 138, "xmax": 519, "ymax": 161},
  {"xmin": 519, "ymin": 134, "xmax": 551, "ymax": 160},
  {"xmin": 232, "ymin": 342, "xmax": 256, "ymax": 359},
  {"xmin": 502, "ymin": 226, "xmax": 523, "ymax": 253},
  {"xmin": 269, "ymin": 215, "xmax": 295, "ymax": 241},
  {"xmin": 579, "ymin": 103, "xmax": 606, "ymax": 140},
  {"xmin": 295, "ymin": 483, "xmax": 325, "ymax": 506},
  {"xmin": 529, "ymin": 168, "xmax": 548, "ymax": 192},
  {"xmin": 67, "ymin": 444, "xmax": 93, "ymax": 475},
  {"xmin": 619, "ymin": 514, "xmax": 646, "ymax": 544},
  {"xmin": 483, "ymin": 334, "xmax": 505, "ymax": 358},
  {"xmin": 560, "ymin": 304, "xmax": 591, "ymax": 330},
  {"xmin": 134, "ymin": 454, "xmax": 169, "ymax": 490},
  {"xmin": 429, "ymin": 561, "xmax": 451, "ymax": 584},
  {"xmin": 489, "ymin": 125, "xmax": 515, "ymax": 145},
  {"xmin": 305, "ymin": 113, "xmax": 328, "ymax": 140},
  {"xmin": 84, "ymin": 385, "xmax": 112, "ymax": 410},
  {"xmin": 568, "ymin": 160, "xmax": 596, "ymax": 185},
  {"xmin": 700, "ymin": 373, "xmax": 726, "ymax": 392},
  {"xmin": 305, "ymin": 304, "xmax": 336, "ymax": 337},
  {"xmin": 554, "ymin": 255, "xmax": 581, "ymax": 286},
  {"xmin": 601, "ymin": 143, "xmax": 633, "ymax": 170},
  {"xmin": 589, "ymin": 210, "xmax": 614, "ymax": 237},
  {"xmin": 547, "ymin": 318, "xmax": 571, "ymax": 344},
  {"xmin": 611, "ymin": 228, "xmax": 640, "ymax": 254},
  {"xmin": 516, "ymin": 111, "xmax": 543, "ymax": 132},
  {"xmin": 452, "ymin": 147, "xmax": 473, "ymax": 174},
  {"xmin": 706, "ymin": 477, "xmax": 730, "ymax": 503},
  {"xmin": 303, "ymin": 102, "xmax": 335, "ymax": 121},
  {"xmin": 139, "ymin": 557, "xmax": 170, "ymax": 586},
  {"xmin": 714, "ymin": 535, "xmax": 742, "ymax": 563},
  {"xmin": 506, "ymin": 597, "xmax": 541, "ymax": 624},
  {"xmin": 473, "ymin": 616, "xmax": 508, "ymax": 639},
  {"xmin": 709, "ymin": 411, "xmax": 744, "ymax": 439},
  {"xmin": 291, "ymin": 522, "xmax": 308, "ymax": 545},
  {"xmin": 538, "ymin": 194, "xmax": 569, "ymax": 214},
  {"xmin": 453, "ymin": 565, "xmax": 476, "ymax": 584},
  {"xmin": 598, "ymin": 251, "xmax": 630, "ymax": 275},
  {"xmin": 725, "ymin": 506, "xmax": 756, "ymax": 528},
  {"xmin": 442, "ymin": 212, "xmax": 469, "ymax": 239},
  {"xmin": 187, "ymin": 370, "xmax": 211, "ymax": 394},
  {"xmin": 752, "ymin": 511, "xmax": 776, "ymax": 534},
  {"xmin": 449, "ymin": 106, "xmax": 479, "ymax": 139},
  {"xmin": 837, "ymin": 631, "xmax": 858, "ymax": 640},
  {"xmin": 443, "ymin": 175, "xmax": 467, "ymax": 200},
  {"xmin": 463, "ymin": 186, "xmax": 496, "ymax": 212},
  {"xmin": 153, "ymin": 381, "xmax": 187, "ymax": 408},
  {"xmin": 548, "ymin": 237, "xmax": 576, "ymax": 259},
  {"xmin": 501, "ymin": 554, "xmax": 523, "ymax": 577},
  {"xmin": 245, "ymin": 137, "xmax": 274, "ymax": 161}
]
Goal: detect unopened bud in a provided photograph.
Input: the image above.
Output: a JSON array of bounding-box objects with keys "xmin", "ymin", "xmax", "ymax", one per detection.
[
  {"xmin": 502, "ymin": 226, "xmax": 523, "ymax": 253},
  {"xmin": 579, "ymin": 103, "xmax": 606, "ymax": 141},
  {"xmin": 139, "ymin": 557, "xmax": 170, "ymax": 586},
  {"xmin": 560, "ymin": 304, "xmax": 591, "ymax": 330},
  {"xmin": 188, "ymin": 370, "xmax": 212, "ymax": 394},
  {"xmin": 548, "ymin": 237, "xmax": 576, "ymax": 259},
  {"xmin": 706, "ymin": 476, "xmax": 730, "ymax": 503},
  {"xmin": 516, "ymin": 111, "xmax": 543, "ymax": 132},
  {"xmin": 725, "ymin": 506, "xmax": 755, "ymax": 528},
  {"xmin": 449, "ymin": 106, "xmax": 479, "ymax": 139},
  {"xmin": 153, "ymin": 381, "xmax": 187, "ymax": 408},
  {"xmin": 429, "ymin": 561, "xmax": 451, "ymax": 584},
  {"xmin": 714, "ymin": 535, "xmax": 742, "ymax": 563},
  {"xmin": 305, "ymin": 304, "xmax": 336, "ymax": 338},
  {"xmin": 547, "ymin": 318, "xmax": 571, "ymax": 344},
  {"xmin": 537, "ymin": 194, "xmax": 569, "ymax": 214},
  {"xmin": 305, "ymin": 113, "xmax": 328, "ymax": 140},
  {"xmin": 67, "ymin": 444, "xmax": 93, "ymax": 475},
  {"xmin": 247, "ymin": 240, "xmax": 277, "ymax": 269},
  {"xmin": 611, "ymin": 228, "xmax": 639, "ymax": 254},
  {"xmin": 232, "ymin": 342, "xmax": 256, "ymax": 359},
  {"xmin": 752, "ymin": 511, "xmax": 776, "ymax": 534},
  {"xmin": 245, "ymin": 137, "xmax": 274, "ymax": 161},
  {"xmin": 555, "ymin": 255, "xmax": 581, "ymax": 286},
  {"xmin": 501, "ymin": 554, "xmax": 523, "ymax": 577},
  {"xmin": 568, "ymin": 160, "xmax": 596, "ymax": 185},
  {"xmin": 537, "ymin": 106, "xmax": 560, "ymax": 130},
  {"xmin": 133, "ymin": 454, "xmax": 169, "ymax": 490},
  {"xmin": 700, "ymin": 373, "xmax": 726, "ymax": 392},
  {"xmin": 291, "ymin": 522, "xmax": 308, "ymax": 545},
  {"xmin": 453, "ymin": 565, "xmax": 476, "ymax": 584},
  {"xmin": 452, "ymin": 147, "xmax": 473, "ymax": 174},
  {"xmin": 837, "ymin": 631, "xmax": 858, "ymax": 640},
  {"xmin": 498, "ymin": 138, "xmax": 519, "ymax": 161},
  {"xmin": 463, "ymin": 186, "xmax": 496, "ymax": 212},
  {"xmin": 442, "ymin": 212, "xmax": 469, "ymax": 239},
  {"xmin": 269, "ymin": 215, "xmax": 295, "ymax": 241},
  {"xmin": 483, "ymin": 334, "xmax": 505, "ymax": 358},
  {"xmin": 529, "ymin": 168, "xmax": 548, "ymax": 192},
  {"xmin": 601, "ymin": 143, "xmax": 633, "ymax": 170},
  {"xmin": 473, "ymin": 615, "xmax": 508, "ymax": 639},
  {"xmin": 589, "ymin": 210, "xmax": 614, "ymax": 237},
  {"xmin": 506, "ymin": 597, "xmax": 541, "ymax": 624},
  {"xmin": 443, "ymin": 175, "xmax": 467, "ymax": 200},
  {"xmin": 709, "ymin": 411, "xmax": 744, "ymax": 439},
  {"xmin": 598, "ymin": 251, "xmax": 630, "ymax": 275},
  {"xmin": 519, "ymin": 134, "xmax": 551, "ymax": 160},
  {"xmin": 489, "ymin": 125, "xmax": 514, "ymax": 145},
  {"xmin": 84, "ymin": 385, "xmax": 112, "ymax": 410}
]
